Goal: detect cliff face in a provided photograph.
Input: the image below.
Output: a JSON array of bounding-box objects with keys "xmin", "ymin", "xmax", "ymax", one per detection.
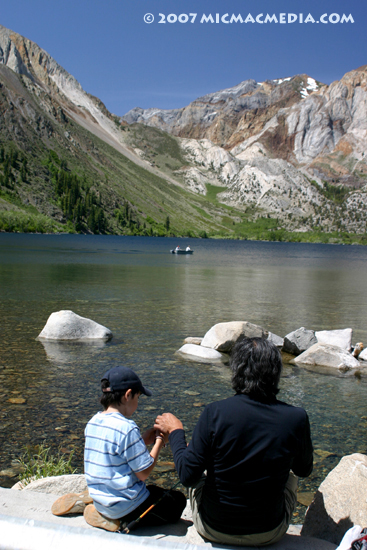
[
  {"xmin": 246, "ymin": 66, "xmax": 367, "ymax": 188},
  {"xmin": 0, "ymin": 25, "xmax": 158, "ymax": 171},
  {"xmin": 122, "ymin": 75, "xmax": 322, "ymax": 149},
  {"xmin": 123, "ymin": 67, "xmax": 367, "ymax": 189},
  {"xmin": 0, "ymin": 23, "xmax": 367, "ymax": 238},
  {"xmin": 121, "ymin": 66, "xmax": 367, "ymax": 234}
]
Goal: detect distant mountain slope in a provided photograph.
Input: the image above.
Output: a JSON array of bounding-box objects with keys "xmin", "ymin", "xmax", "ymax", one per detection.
[
  {"xmin": 122, "ymin": 75, "xmax": 322, "ymax": 149},
  {"xmin": 122, "ymin": 67, "xmax": 367, "ymax": 188},
  {"xmin": 0, "ymin": 25, "xmax": 246, "ymax": 237},
  {"xmin": 122, "ymin": 67, "xmax": 367, "ymax": 236},
  {"xmin": 0, "ymin": 23, "xmax": 366, "ymax": 243}
]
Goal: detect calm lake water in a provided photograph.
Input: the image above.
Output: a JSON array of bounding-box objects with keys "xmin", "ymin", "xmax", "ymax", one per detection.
[{"xmin": 1, "ymin": 234, "xmax": 367, "ymax": 522}]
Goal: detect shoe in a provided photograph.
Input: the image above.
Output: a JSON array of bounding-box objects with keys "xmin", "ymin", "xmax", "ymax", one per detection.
[
  {"xmin": 51, "ymin": 489, "xmax": 93, "ymax": 516},
  {"xmin": 83, "ymin": 504, "xmax": 121, "ymax": 532}
]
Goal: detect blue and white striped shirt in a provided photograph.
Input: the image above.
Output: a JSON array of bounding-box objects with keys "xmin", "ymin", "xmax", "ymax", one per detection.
[{"xmin": 84, "ymin": 411, "xmax": 153, "ymax": 519}]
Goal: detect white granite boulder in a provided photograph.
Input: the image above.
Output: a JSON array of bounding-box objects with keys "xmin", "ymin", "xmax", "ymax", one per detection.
[
  {"xmin": 302, "ymin": 454, "xmax": 367, "ymax": 544},
  {"xmin": 291, "ymin": 343, "xmax": 360, "ymax": 370},
  {"xmin": 282, "ymin": 327, "xmax": 317, "ymax": 356},
  {"xmin": 359, "ymin": 348, "xmax": 367, "ymax": 361},
  {"xmin": 38, "ymin": 310, "xmax": 112, "ymax": 340},
  {"xmin": 176, "ymin": 344, "xmax": 229, "ymax": 364},
  {"xmin": 201, "ymin": 321, "xmax": 268, "ymax": 353},
  {"xmin": 315, "ymin": 329, "xmax": 352, "ymax": 351},
  {"xmin": 12, "ymin": 474, "xmax": 87, "ymax": 495}
]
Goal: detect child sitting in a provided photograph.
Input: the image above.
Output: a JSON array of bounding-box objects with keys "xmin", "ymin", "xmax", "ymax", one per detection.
[{"xmin": 52, "ymin": 366, "xmax": 186, "ymax": 532}]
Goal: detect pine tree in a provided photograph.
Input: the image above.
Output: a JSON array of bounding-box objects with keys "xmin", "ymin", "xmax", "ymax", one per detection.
[{"xmin": 165, "ymin": 216, "xmax": 170, "ymax": 232}]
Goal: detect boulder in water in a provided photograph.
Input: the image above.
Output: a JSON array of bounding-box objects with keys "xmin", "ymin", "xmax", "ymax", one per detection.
[
  {"xmin": 315, "ymin": 328, "xmax": 352, "ymax": 351},
  {"xmin": 201, "ymin": 321, "xmax": 268, "ymax": 353},
  {"xmin": 282, "ymin": 327, "xmax": 317, "ymax": 356},
  {"xmin": 176, "ymin": 343, "xmax": 229, "ymax": 364},
  {"xmin": 38, "ymin": 310, "xmax": 112, "ymax": 341},
  {"xmin": 291, "ymin": 343, "xmax": 360, "ymax": 370},
  {"xmin": 267, "ymin": 331, "xmax": 284, "ymax": 348}
]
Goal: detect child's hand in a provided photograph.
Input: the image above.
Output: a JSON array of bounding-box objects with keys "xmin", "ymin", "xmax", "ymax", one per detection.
[{"xmin": 142, "ymin": 428, "xmax": 157, "ymax": 446}]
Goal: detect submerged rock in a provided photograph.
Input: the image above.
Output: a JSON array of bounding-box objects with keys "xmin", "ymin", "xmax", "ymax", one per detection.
[
  {"xmin": 201, "ymin": 321, "xmax": 268, "ymax": 352},
  {"xmin": 176, "ymin": 343, "xmax": 229, "ymax": 364},
  {"xmin": 38, "ymin": 310, "xmax": 112, "ymax": 341},
  {"xmin": 297, "ymin": 491, "xmax": 315, "ymax": 507},
  {"xmin": 315, "ymin": 328, "xmax": 352, "ymax": 351},
  {"xmin": 282, "ymin": 327, "xmax": 317, "ymax": 356},
  {"xmin": 291, "ymin": 343, "xmax": 360, "ymax": 370},
  {"xmin": 7, "ymin": 397, "xmax": 26, "ymax": 404},
  {"xmin": 302, "ymin": 453, "xmax": 367, "ymax": 544}
]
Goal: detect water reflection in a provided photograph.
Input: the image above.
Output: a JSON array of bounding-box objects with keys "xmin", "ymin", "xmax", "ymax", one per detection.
[
  {"xmin": 38, "ymin": 339, "xmax": 110, "ymax": 366},
  {"xmin": 1, "ymin": 234, "xmax": 367, "ymax": 524}
]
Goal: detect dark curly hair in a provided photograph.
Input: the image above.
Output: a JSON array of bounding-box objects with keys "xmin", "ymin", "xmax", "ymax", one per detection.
[
  {"xmin": 230, "ymin": 337, "xmax": 282, "ymax": 400},
  {"xmin": 100, "ymin": 379, "xmax": 140, "ymax": 410}
]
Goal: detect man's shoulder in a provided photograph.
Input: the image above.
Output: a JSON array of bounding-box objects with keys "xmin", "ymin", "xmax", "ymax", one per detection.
[
  {"xmin": 275, "ymin": 398, "xmax": 308, "ymax": 416},
  {"xmin": 205, "ymin": 395, "xmax": 308, "ymax": 419}
]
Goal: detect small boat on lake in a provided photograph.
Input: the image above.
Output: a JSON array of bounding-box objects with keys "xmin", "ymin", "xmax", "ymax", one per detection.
[{"xmin": 170, "ymin": 248, "xmax": 193, "ymax": 255}]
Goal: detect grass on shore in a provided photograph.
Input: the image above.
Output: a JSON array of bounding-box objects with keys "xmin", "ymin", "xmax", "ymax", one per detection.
[{"xmin": 17, "ymin": 443, "xmax": 77, "ymax": 486}]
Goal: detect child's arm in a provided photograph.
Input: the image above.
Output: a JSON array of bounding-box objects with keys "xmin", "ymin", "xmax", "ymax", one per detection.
[
  {"xmin": 135, "ymin": 433, "xmax": 168, "ymax": 481},
  {"xmin": 141, "ymin": 427, "xmax": 157, "ymax": 446}
]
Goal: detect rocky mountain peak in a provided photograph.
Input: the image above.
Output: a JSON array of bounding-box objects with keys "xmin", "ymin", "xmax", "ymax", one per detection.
[{"xmin": 121, "ymin": 74, "xmax": 323, "ymax": 149}]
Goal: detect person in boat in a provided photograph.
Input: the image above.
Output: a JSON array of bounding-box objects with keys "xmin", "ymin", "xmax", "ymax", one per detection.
[
  {"xmin": 186, "ymin": 246, "xmax": 191, "ymax": 251},
  {"xmin": 175, "ymin": 246, "xmax": 180, "ymax": 251},
  {"xmin": 155, "ymin": 337, "xmax": 313, "ymax": 546}
]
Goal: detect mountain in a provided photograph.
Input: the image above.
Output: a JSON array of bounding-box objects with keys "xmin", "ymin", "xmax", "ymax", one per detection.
[
  {"xmin": 123, "ymin": 68, "xmax": 367, "ymax": 237},
  {"xmin": 0, "ymin": 24, "xmax": 242, "ymax": 237},
  {"xmin": 0, "ymin": 23, "xmax": 366, "ymax": 243},
  {"xmin": 122, "ymin": 68, "xmax": 367, "ymax": 187},
  {"xmin": 122, "ymin": 75, "xmax": 323, "ymax": 149}
]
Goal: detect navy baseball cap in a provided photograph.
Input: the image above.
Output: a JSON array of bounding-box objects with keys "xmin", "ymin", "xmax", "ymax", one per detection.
[{"xmin": 101, "ymin": 366, "xmax": 152, "ymax": 396}]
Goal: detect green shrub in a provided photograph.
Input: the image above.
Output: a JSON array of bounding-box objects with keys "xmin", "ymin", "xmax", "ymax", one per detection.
[
  {"xmin": 0, "ymin": 210, "xmax": 64, "ymax": 233},
  {"xmin": 17, "ymin": 443, "xmax": 77, "ymax": 486}
]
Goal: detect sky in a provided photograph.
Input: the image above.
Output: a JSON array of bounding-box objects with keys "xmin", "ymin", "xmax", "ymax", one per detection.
[{"xmin": 1, "ymin": 0, "xmax": 367, "ymax": 116}]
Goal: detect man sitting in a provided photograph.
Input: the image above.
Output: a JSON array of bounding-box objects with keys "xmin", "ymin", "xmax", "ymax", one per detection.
[{"xmin": 155, "ymin": 337, "xmax": 313, "ymax": 546}]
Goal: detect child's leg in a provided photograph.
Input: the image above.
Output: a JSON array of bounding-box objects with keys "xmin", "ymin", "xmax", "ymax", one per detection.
[{"xmin": 122, "ymin": 485, "xmax": 186, "ymax": 528}]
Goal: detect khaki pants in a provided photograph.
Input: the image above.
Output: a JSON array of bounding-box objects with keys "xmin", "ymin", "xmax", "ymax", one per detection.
[{"xmin": 189, "ymin": 472, "xmax": 298, "ymax": 547}]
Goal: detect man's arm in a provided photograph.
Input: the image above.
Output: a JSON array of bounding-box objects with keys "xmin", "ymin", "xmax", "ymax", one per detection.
[
  {"xmin": 292, "ymin": 413, "xmax": 313, "ymax": 478},
  {"xmin": 155, "ymin": 410, "xmax": 211, "ymax": 487}
]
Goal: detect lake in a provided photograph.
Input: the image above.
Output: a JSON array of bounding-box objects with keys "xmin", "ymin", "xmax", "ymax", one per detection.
[{"xmin": 1, "ymin": 234, "xmax": 367, "ymax": 522}]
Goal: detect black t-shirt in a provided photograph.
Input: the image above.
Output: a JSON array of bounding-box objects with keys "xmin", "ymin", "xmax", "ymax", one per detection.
[{"xmin": 169, "ymin": 393, "xmax": 313, "ymax": 535}]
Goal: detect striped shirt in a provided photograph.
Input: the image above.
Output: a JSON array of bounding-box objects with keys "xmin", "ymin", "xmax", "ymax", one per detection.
[{"xmin": 84, "ymin": 411, "xmax": 153, "ymax": 519}]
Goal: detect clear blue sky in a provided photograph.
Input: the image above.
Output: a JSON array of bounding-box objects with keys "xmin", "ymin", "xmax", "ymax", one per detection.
[{"xmin": 2, "ymin": 0, "xmax": 366, "ymax": 115}]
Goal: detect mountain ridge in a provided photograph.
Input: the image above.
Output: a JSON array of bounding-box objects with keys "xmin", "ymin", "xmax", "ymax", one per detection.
[{"xmin": 0, "ymin": 23, "xmax": 366, "ymax": 243}]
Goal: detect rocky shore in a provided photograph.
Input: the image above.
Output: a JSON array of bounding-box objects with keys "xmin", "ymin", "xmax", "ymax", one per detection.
[
  {"xmin": 36, "ymin": 311, "xmax": 367, "ymax": 376},
  {"xmin": 177, "ymin": 321, "xmax": 367, "ymax": 375}
]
